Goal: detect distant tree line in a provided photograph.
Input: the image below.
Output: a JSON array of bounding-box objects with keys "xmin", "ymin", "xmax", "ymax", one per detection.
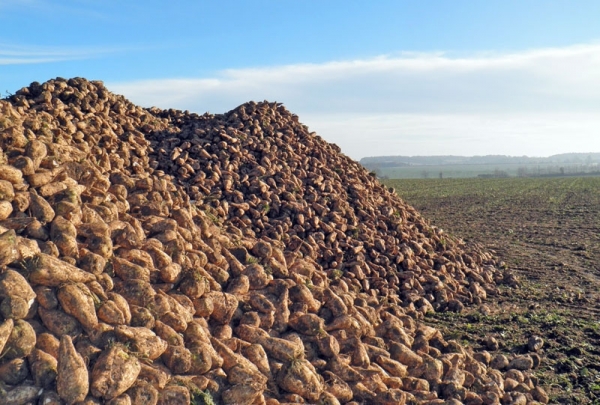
[
  {"xmin": 361, "ymin": 153, "xmax": 600, "ymax": 170},
  {"xmin": 517, "ymin": 164, "xmax": 600, "ymax": 178}
]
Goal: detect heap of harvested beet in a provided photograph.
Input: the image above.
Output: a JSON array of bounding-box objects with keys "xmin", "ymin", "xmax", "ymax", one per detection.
[{"xmin": 0, "ymin": 77, "xmax": 547, "ymax": 405}]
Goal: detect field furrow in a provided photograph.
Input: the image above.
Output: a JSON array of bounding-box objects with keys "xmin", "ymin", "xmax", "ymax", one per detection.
[{"xmin": 386, "ymin": 177, "xmax": 600, "ymax": 404}]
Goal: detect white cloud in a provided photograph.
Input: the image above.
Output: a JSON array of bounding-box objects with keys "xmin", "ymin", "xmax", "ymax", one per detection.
[
  {"xmin": 304, "ymin": 112, "xmax": 600, "ymax": 158},
  {"xmin": 109, "ymin": 43, "xmax": 600, "ymax": 159}
]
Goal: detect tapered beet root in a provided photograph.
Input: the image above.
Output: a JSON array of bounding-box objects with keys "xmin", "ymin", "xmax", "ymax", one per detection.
[
  {"xmin": 1, "ymin": 319, "xmax": 36, "ymax": 360},
  {"xmin": 29, "ymin": 192, "xmax": 55, "ymax": 224},
  {"xmin": 127, "ymin": 380, "xmax": 159, "ymax": 405},
  {"xmin": 277, "ymin": 359, "xmax": 324, "ymax": 402},
  {"xmin": 29, "ymin": 348, "xmax": 58, "ymax": 387},
  {"xmin": 57, "ymin": 335, "xmax": 89, "ymax": 404},
  {"xmin": 0, "ymin": 280, "xmax": 33, "ymax": 320},
  {"xmin": 0, "ymin": 229, "xmax": 19, "ymax": 264},
  {"xmin": 0, "ymin": 165, "xmax": 23, "ymax": 184},
  {"xmin": 26, "ymin": 253, "xmax": 95, "ymax": 286},
  {"xmin": 90, "ymin": 345, "xmax": 141, "ymax": 400},
  {"xmin": 38, "ymin": 306, "xmax": 83, "ymax": 337},
  {"xmin": 35, "ymin": 332, "xmax": 60, "ymax": 359},
  {"xmin": 115, "ymin": 325, "xmax": 167, "ymax": 360},
  {"xmin": 57, "ymin": 282, "xmax": 98, "ymax": 330},
  {"xmin": 0, "ymin": 318, "xmax": 14, "ymax": 354},
  {"xmin": 0, "ymin": 269, "xmax": 35, "ymax": 302},
  {"xmin": 221, "ymin": 383, "xmax": 263, "ymax": 405}
]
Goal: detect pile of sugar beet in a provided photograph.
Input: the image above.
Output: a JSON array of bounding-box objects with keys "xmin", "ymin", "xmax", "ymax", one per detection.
[{"xmin": 0, "ymin": 77, "xmax": 548, "ymax": 405}]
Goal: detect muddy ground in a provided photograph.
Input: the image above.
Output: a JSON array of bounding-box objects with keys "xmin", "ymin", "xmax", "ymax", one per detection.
[{"xmin": 385, "ymin": 177, "xmax": 600, "ymax": 404}]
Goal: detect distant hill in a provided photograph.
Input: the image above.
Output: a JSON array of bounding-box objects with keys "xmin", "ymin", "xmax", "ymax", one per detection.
[{"xmin": 360, "ymin": 153, "xmax": 600, "ymax": 168}]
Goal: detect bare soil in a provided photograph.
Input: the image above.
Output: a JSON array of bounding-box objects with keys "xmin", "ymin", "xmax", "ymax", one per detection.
[{"xmin": 386, "ymin": 177, "xmax": 600, "ymax": 404}]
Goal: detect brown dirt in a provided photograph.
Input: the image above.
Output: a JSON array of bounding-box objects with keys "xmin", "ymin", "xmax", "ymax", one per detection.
[{"xmin": 386, "ymin": 177, "xmax": 600, "ymax": 404}]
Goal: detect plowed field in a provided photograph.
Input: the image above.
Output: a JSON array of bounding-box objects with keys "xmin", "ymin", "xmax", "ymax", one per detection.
[{"xmin": 386, "ymin": 177, "xmax": 600, "ymax": 404}]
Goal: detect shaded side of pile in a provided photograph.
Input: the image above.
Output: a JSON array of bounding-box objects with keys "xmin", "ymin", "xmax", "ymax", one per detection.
[
  {"xmin": 147, "ymin": 103, "xmax": 504, "ymax": 314},
  {"xmin": 0, "ymin": 77, "xmax": 547, "ymax": 405}
]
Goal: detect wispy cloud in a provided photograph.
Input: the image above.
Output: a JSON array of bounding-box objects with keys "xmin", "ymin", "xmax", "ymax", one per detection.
[
  {"xmin": 109, "ymin": 43, "xmax": 600, "ymax": 159},
  {"xmin": 0, "ymin": 43, "xmax": 133, "ymax": 65}
]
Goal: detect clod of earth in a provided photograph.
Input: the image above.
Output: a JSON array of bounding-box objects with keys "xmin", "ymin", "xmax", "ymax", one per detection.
[{"xmin": 0, "ymin": 77, "xmax": 549, "ymax": 404}]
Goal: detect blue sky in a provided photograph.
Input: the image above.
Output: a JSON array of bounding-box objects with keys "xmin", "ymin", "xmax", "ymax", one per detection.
[{"xmin": 2, "ymin": 1, "xmax": 600, "ymax": 159}]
